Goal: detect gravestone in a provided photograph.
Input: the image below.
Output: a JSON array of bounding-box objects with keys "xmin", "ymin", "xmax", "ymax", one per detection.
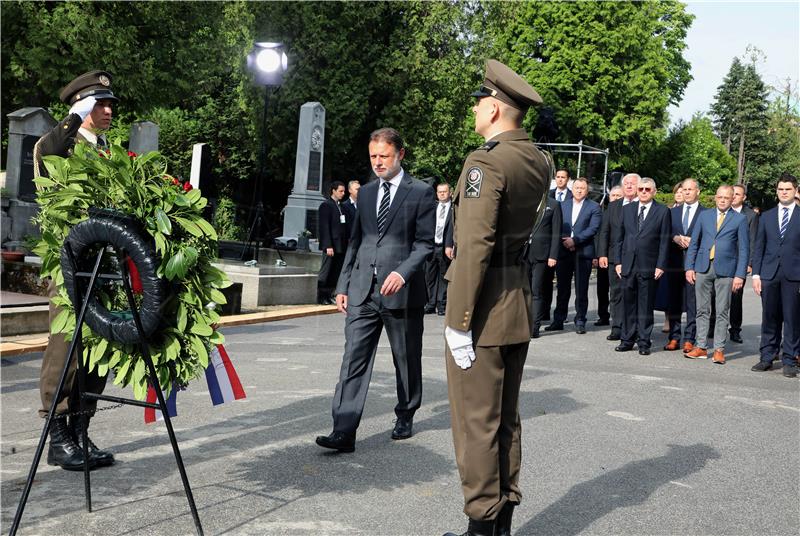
[
  {"xmin": 279, "ymin": 102, "xmax": 325, "ymax": 243},
  {"xmin": 128, "ymin": 121, "xmax": 159, "ymax": 155},
  {"xmin": 5, "ymin": 108, "xmax": 56, "ymax": 201},
  {"xmin": 189, "ymin": 143, "xmax": 212, "ymax": 192}
]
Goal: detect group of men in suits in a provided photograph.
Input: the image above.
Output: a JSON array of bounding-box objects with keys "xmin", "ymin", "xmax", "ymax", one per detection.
[
  {"xmin": 530, "ymin": 171, "xmax": 800, "ymax": 378},
  {"xmin": 316, "ymin": 180, "xmax": 359, "ymax": 304}
]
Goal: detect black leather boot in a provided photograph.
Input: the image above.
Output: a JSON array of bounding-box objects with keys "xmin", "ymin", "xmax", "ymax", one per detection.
[
  {"xmin": 47, "ymin": 417, "xmax": 91, "ymax": 471},
  {"xmin": 71, "ymin": 417, "xmax": 115, "ymax": 467},
  {"xmin": 443, "ymin": 518, "xmax": 495, "ymax": 536},
  {"xmin": 495, "ymin": 502, "xmax": 515, "ymax": 536}
]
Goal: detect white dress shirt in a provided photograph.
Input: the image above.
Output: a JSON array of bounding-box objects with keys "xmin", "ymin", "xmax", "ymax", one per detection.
[
  {"xmin": 435, "ymin": 201, "xmax": 451, "ymax": 245},
  {"xmin": 777, "ymin": 202, "xmax": 795, "ymax": 230},
  {"xmin": 638, "ymin": 201, "xmax": 653, "ymax": 222},
  {"xmin": 570, "ymin": 198, "xmax": 584, "ymax": 237},
  {"xmin": 376, "ymin": 169, "xmax": 404, "ymax": 213},
  {"xmin": 681, "ymin": 201, "xmax": 699, "ymax": 233}
]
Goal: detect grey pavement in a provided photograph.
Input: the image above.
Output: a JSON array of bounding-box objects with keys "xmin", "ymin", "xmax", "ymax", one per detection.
[{"xmin": 2, "ymin": 279, "xmax": 798, "ymax": 535}]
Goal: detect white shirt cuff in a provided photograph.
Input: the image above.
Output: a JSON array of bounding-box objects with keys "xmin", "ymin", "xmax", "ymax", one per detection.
[{"xmin": 390, "ymin": 271, "xmax": 405, "ymax": 284}]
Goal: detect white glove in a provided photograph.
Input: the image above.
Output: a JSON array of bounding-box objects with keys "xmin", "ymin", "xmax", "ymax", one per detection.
[
  {"xmin": 69, "ymin": 96, "xmax": 97, "ymax": 120},
  {"xmin": 445, "ymin": 326, "xmax": 476, "ymax": 370}
]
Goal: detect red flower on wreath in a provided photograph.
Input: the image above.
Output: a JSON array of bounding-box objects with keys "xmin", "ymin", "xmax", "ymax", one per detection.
[
  {"xmin": 127, "ymin": 151, "xmax": 138, "ymax": 158},
  {"xmin": 183, "ymin": 182, "xmax": 193, "ymax": 192}
]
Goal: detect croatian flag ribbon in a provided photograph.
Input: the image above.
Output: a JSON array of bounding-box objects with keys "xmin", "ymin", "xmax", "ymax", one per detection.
[
  {"xmin": 205, "ymin": 344, "xmax": 246, "ymax": 406},
  {"xmin": 144, "ymin": 384, "xmax": 178, "ymax": 424}
]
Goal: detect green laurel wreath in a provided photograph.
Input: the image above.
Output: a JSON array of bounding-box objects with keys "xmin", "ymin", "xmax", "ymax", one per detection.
[{"xmin": 33, "ymin": 142, "xmax": 231, "ymax": 400}]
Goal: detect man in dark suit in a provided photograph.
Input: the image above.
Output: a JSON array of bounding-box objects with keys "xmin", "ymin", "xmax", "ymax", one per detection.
[
  {"xmin": 684, "ymin": 185, "xmax": 749, "ymax": 364},
  {"xmin": 34, "ymin": 70, "xmax": 118, "ymax": 471},
  {"xmin": 549, "ymin": 168, "xmax": 573, "ymax": 202},
  {"xmin": 424, "ymin": 182, "xmax": 453, "ymax": 315},
  {"xmin": 527, "ymin": 196, "xmax": 562, "ymax": 338},
  {"xmin": 594, "ymin": 186, "xmax": 624, "ymax": 327},
  {"xmin": 315, "ymin": 128, "xmax": 436, "ymax": 452},
  {"xmin": 547, "ymin": 177, "xmax": 602, "ymax": 334},
  {"xmin": 614, "ymin": 177, "xmax": 671, "ymax": 355},
  {"xmin": 751, "ymin": 174, "xmax": 800, "ymax": 378},
  {"xmin": 728, "ymin": 184, "xmax": 759, "ymax": 343},
  {"xmin": 341, "ymin": 179, "xmax": 360, "ymax": 238},
  {"xmin": 598, "ymin": 173, "xmax": 640, "ymax": 341},
  {"xmin": 316, "ymin": 181, "xmax": 348, "ymax": 304},
  {"xmin": 665, "ymin": 178, "xmax": 705, "ymax": 352}
]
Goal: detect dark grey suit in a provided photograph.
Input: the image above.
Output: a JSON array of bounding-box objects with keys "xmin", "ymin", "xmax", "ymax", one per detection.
[
  {"xmin": 597, "ymin": 198, "xmax": 627, "ymax": 337},
  {"xmin": 527, "ymin": 198, "xmax": 562, "ymax": 331},
  {"xmin": 331, "ymin": 173, "xmax": 436, "ymax": 435},
  {"xmin": 729, "ymin": 205, "xmax": 758, "ymax": 337}
]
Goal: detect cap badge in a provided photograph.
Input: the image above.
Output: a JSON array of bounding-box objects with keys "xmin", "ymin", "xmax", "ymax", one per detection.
[
  {"xmin": 98, "ymin": 75, "xmax": 110, "ymax": 86},
  {"xmin": 465, "ymin": 167, "xmax": 483, "ymax": 198}
]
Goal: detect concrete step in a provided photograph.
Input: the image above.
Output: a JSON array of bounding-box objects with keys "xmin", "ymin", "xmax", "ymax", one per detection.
[{"xmin": 1, "ymin": 304, "xmax": 49, "ymax": 337}]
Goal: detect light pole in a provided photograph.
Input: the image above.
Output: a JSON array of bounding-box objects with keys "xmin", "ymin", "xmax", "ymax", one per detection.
[{"xmin": 241, "ymin": 42, "xmax": 288, "ymax": 261}]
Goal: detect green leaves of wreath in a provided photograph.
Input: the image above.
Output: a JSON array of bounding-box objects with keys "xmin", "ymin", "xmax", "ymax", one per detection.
[{"xmin": 33, "ymin": 142, "xmax": 231, "ymax": 400}]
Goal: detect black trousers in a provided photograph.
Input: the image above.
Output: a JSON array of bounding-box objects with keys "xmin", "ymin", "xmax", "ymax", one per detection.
[
  {"xmin": 554, "ymin": 254, "xmax": 592, "ymax": 325},
  {"xmin": 596, "ymin": 265, "xmax": 610, "ymax": 321},
  {"xmin": 759, "ymin": 263, "xmax": 800, "ymax": 365},
  {"xmin": 529, "ymin": 259, "xmax": 551, "ymax": 330},
  {"xmin": 424, "ymin": 245, "xmax": 450, "ymax": 312},
  {"xmin": 331, "ymin": 279, "xmax": 424, "ymax": 435},
  {"xmin": 667, "ymin": 271, "xmax": 698, "ymax": 344},
  {"xmin": 729, "ymin": 284, "xmax": 744, "ymax": 335},
  {"xmin": 318, "ymin": 252, "xmax": 345, "ymax": 299},
  {"xmin": 621, "ymin": 272, "xmax": 657, "ymax": 349},
  {"xmin": 608, "ymin": 263, "xmax": 623, "ymax": 336},
  {"xmin": 541, "ymin": 265, "xmax": 555, "ymax": 320}
]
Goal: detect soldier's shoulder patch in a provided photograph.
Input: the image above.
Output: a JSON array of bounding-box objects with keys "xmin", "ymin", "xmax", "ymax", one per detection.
[
  {"xmin": 478, "ymin": 140, "xmax": 500, "ymax": 151},
  {"xmin": 465, "ymin": 167, "xmax": 483, "ymax": 198}
]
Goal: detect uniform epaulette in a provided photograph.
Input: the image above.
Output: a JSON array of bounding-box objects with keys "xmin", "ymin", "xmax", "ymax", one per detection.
[{"xmin": 478, "ymin": 141, "xmax": 500, "ymax": 151}]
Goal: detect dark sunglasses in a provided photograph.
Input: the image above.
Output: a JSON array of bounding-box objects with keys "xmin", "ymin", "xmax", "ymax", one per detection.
[{"xmin": 638, "ymin": 187, "xmax": 653, "ymax": 192}]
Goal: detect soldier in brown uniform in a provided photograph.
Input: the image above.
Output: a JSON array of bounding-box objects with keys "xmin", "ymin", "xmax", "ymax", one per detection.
[
  {"xmin": 443, "ymin": 60, "xmax": 549, "ymax": 536},
  {"xmin": 34, "ymin": 71, "xmax": 118, "ymax": 471}
]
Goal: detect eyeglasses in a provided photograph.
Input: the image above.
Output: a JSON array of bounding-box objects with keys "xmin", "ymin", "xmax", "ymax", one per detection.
[{"xmin": 638, "ymin": 187, "xmax": 653, "ymax": 192}]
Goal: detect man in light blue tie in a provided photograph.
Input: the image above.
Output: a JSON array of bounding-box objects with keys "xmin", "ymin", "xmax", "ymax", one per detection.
[{"xmin": 549, "ymin": 168, "xmax": 573, "ymax": 202}]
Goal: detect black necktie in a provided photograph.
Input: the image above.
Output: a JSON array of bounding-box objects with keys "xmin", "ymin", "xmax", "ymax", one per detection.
[
  {"xmin": 638, "ymin": 205, "xmax": 646, "ymax": 231},
  {"xmin": 377, "ymin": 182, "xmax": 391, "ymax": 235}
]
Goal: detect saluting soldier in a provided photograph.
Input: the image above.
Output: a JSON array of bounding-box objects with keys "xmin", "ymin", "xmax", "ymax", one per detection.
[
  {"xmin": 443, "ymin": 60, "xmax": 549, "ymax": 536},
  {"xmin": 34, "ymin": 71, "xmax": 118, "ymax": 471}
]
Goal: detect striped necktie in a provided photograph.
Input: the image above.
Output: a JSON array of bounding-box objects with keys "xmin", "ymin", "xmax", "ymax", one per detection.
[
  {"xmin": 780, "ymin": 207, "xmax": 789, "ymax": 239},
  {"xmin": 377, "ymin": 182, "xmax": 391, "ymax": 235}
]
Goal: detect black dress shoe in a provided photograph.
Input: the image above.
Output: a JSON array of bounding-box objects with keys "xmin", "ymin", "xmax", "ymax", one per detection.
[
  {"xmin": 391, "ymin": 417, "xmax": 413, "ymax": 440},
  {"xmin": 48, "ymin": 418, "xmax": 94, "ymax": 471},
  {"xmin": 443, "ymin": 518, "xmax": 495, "ymax": 536},
  {"xmin": 594, "ymin": 318, "xmax": 610, "ymax": 326},
  {"xmin": 71, "ymin": 417, "xmax": 115, "ymax": 468},
  {"xmin": 531, "ymin": 327, "xmax": 540, "ymax": 339},
  {"xmin": 615, "ymin": 343, "xmax": 634, "ymax": 352},
  {"xmin": 729, "ymin": 331, "xmax": 743, "ymax": 343},
  {"xmin": 315, "ymin": 431, "xmax": 355, "ymax": 452},
  {"xmin": 751, "ymin": 361, "xmax": 772, "ymax": 372},
  {"xmin": 606, "ymin": 333, "xmax": 621, "ymax": 341},
  {"xmin": 424, "ymin": 306, "xmax": 436, "ymax": 314},
  {"xmin": 783, "ymin": 364, "xmax": 798, "ymax": 378},
  {"xmin": 437, "ymin": 310, "xmax": 446, "ymax": 316},
  {"xmin": 544, "ymin": 323, "xmax": 563, "ymax": 332},
  {"xmin": 576, "ymin": 324, "xmax": 586, "ymax": 334},
  {"xmin": 638, "ymin": 348, "xmax": 651, "ymax": 356}
]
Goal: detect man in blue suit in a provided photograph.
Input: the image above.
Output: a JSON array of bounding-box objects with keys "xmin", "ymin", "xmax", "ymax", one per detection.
[
  {"xmin": 685, "ymin": 185, "xmax": 749, "ymax": 365},
  {"xmin": 751, "ymin": 174, "xmax": 800, "ymax": 378},
  {"xmin": 614, "ymin": 177, "xmax": 671, "ymax": 354},
  {"xmin": 547, "ymin": 177, "xmax": 601, "ymax": 334},
  {"xmin": 549, "ymin": 168, "xmax": 573, "ymax": 202},
  {"xmin": 316, "ymin": 128, "xmax": 436, "ymax": 452},
  {"xmin": 665, "ymin": 178, "xmax": 706, "ymax": 352}
]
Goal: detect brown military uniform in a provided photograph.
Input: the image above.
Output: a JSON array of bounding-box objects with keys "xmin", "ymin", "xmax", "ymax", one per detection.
[
  {"xmin": 35, "ymin": 71, "xmax": 115, "ymax": 418},
  {"xmin": 445, "ymin": 127, "xmax": 549, "ymax": 520}
]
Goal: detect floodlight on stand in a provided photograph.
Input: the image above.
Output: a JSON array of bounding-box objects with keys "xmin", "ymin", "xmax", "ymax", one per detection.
[{"xmin": 246, "ymin": 42, "xmax": 288, "ymax": 86}]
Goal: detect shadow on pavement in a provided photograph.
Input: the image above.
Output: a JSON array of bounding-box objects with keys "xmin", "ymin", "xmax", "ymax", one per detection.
[{"xmin": 516, "ymin": 443, "xmax": 721, "ymax": 535}]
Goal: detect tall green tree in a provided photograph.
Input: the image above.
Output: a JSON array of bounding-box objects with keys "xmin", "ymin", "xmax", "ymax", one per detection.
[
  {"xmin": 485, "ymin": 0, "xmax": 693, "ymax": 169},
  {"xmin": 710, "ymin": 54, "xmax": 780, "ymax": 207}
]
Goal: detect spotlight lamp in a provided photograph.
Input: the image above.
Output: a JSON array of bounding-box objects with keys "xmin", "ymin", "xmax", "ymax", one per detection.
[{"xmin": 247, "ymin": 42, "xmax": 288, "ymax": 86}]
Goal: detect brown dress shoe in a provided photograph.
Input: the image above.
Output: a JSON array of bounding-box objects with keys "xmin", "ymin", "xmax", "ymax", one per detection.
[
  {"xmin": 682, "ymin": 342, "xmax": 695, "ymax": 353},
  {"xmin": 685, "ymin": 347, "xmax": 708, "ymax": 359},
  {"xmin": 664, "ymin": 339, "xmax": 680, "ymax": 351},
  {"xmin": 712, "ymin": 349, "xmax": 725, "ymax": 364}
]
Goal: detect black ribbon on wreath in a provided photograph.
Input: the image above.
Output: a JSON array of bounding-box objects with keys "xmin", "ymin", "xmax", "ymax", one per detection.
[{"xmin": 60, "ymin": 207, "xmax": 166, "ymax": 344}]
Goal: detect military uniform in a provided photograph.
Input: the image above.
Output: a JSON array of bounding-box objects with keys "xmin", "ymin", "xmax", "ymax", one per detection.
[
  {"xmin": 444, "ymin": 61, "xmax": 549, "ymax": 536},
  {"xmin": 35, "ymin": 70, "xmax": 117, "ymax": 470}
]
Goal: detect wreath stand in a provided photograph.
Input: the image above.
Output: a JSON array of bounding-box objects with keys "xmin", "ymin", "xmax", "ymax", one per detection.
[{"xmin": 9, "ymin": 229, "xmax": 203, "ymax": 535}]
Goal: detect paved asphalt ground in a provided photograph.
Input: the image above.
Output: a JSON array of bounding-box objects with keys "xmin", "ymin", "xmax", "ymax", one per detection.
[{"xmin": 2, "ymin": 280, "xmax": 798, "ymax": 535}]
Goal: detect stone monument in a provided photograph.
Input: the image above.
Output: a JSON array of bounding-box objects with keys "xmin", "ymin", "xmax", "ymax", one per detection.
[
  {"xmin": 279, "ymin": 102, "xmax": 325, "ymax": 244},
  {"xmin": 128, "ymin": 120, "xmax": 159, "ymax": 155}
]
